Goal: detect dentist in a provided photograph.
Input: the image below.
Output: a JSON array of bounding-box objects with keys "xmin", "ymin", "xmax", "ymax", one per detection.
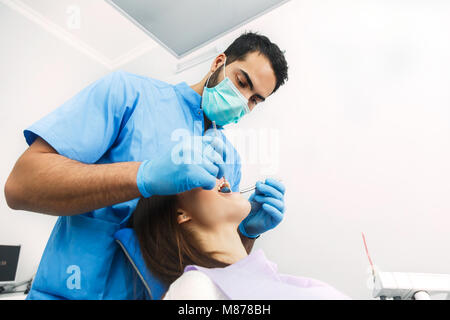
[{"xmin": 4, "ymin": 32, "xmax": 289, "ymax": 299}]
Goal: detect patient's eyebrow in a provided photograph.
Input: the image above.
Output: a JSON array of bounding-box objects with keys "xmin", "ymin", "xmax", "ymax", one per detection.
[{"xmin": 240, "ymin": 69, "xmax": 266, "ymax": 102}]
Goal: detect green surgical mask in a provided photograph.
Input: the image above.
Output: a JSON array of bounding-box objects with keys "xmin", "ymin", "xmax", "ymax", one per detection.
[{"xmin": 201, "ymin": 58, "xmax": 250, "ymax": 126}]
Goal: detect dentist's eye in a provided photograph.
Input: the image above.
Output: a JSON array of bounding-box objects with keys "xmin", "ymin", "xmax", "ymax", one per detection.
[{"xmin": 237, "ymin": 77, "xmax": 247, "ymax": 88}]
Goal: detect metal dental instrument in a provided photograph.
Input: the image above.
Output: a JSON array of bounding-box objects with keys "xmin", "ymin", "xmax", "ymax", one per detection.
[
  {"xmin": 239, "ymin": 185, "xmax": 257, "ymax": 194},
  {"xmin": 212, "ymin": 121, "xmax": 231, "ymax": 193},
  {"xmin": 240, "ymin": 178, "xmax": 283, "ymax": 194},
  {"xmin": 212, "ymin": 120, "xmax": 218, "ymax": 135}
]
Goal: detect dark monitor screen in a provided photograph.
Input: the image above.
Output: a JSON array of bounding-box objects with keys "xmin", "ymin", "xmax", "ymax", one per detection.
[{"xmin": 0, "ymin": 245, "xmax": 21, "ymax": 282}]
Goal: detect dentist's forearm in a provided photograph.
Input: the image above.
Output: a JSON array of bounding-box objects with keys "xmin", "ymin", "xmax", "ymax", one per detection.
[{"xmin": 4, "ymin": 137, "xmax": 142, "ymax": 216}]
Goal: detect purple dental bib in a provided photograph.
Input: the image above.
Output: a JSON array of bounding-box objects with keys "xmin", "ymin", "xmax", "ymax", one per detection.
[{"xmin": 184, "ymin": 249, "xmax": 350, "ymax": 300}]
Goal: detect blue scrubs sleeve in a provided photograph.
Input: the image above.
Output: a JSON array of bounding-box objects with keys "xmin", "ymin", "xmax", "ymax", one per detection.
[{"xmin": 24, "ymin": 71, "xmax": 133, "ymax": 163}]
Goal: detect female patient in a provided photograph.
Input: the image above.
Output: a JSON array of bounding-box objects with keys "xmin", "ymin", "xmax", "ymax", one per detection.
[{"xmin": 131, "ymin": 177, "xmax": 350, "ymax": 300}]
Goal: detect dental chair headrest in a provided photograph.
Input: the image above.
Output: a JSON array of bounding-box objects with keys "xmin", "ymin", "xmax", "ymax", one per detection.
[{"xmin": 114, "ymin": 228, "xmax": 168, "ymax": 300}]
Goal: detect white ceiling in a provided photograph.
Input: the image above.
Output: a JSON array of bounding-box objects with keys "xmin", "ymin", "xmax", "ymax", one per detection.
[
  {"xmin": 2, "ymin": 0, "xmax": 291, "ymax": 73},
  {"xmin": 2, "ymin": 0, "xmax": 159, "ymax": 69}
]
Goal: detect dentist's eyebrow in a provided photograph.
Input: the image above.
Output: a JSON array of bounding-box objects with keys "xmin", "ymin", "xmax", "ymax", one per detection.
[{"xmin": 239, "ymin": 69, "xmax": 266, "ymax": 102}]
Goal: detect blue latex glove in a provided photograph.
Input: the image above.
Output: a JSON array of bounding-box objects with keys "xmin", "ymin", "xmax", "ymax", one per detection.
[
  {"xmin": 136, "ymin": 135, "xmax": 226, "ymax": 197},
  {"xmin": 239, "ymin": 178, "xmax": 286, "ymax": 238}
]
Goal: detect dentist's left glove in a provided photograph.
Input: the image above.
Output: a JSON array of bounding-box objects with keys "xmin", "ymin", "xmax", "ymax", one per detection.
[{"xmin": 238, "ymin": 178, "xmax": 286, "ymax": 238}]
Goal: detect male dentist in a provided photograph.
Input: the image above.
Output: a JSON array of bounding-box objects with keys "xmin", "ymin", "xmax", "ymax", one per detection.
[{"xmin": 4, "ymin": 32, "xmax": 288, "ymax": 299}]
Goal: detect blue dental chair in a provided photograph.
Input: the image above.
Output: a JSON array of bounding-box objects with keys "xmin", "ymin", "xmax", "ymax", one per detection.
[{"xmin": 114, "ymin": 228, "xmax": 168, "ymax": 300}]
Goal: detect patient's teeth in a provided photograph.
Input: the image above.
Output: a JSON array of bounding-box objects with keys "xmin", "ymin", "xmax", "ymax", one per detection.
[{"xmin": 218, "ymin": 180, "xmax": 226, "ymax": 191}]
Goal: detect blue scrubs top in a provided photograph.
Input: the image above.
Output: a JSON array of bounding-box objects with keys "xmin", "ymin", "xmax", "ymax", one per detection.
[{"xmin": 23, "ymin": 71, "xmax": 242, "ymax": 299}]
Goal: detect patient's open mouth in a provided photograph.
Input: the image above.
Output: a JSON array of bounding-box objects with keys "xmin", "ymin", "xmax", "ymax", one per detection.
[{"xmin": 217, "ymin": 178, "xmax": 231, "ymax": 193}]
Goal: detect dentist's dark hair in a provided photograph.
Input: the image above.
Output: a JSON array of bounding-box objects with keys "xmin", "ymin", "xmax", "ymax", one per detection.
[
  {"xmin": 130, "ymin": 195, "xmax": 229, "ymax": 291},
  {"xmin": 223, "ymin": 31, "xmax": 289, "ymax": 94}
]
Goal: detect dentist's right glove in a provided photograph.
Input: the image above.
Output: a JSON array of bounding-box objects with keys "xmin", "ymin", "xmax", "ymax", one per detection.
[
  {"xmin": 239, "ymin": 178, "xmax": 286, "ymax": 238},
  {"xmin": 136, "ymin": 135, "xmax": 226, "ymax": 197}
]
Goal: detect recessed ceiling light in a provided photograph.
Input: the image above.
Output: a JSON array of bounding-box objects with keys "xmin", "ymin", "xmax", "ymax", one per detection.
[{"xmin": 106, "ymin": 0, "xmax": 290, "ymax": 59}]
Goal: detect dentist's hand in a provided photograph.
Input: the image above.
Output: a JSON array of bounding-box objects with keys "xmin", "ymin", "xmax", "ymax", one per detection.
[
  {"xmin": 239, "ymin": 178, "xmax": 286, "ymax": 238},
  {"xmin": 136, "ymin": 135, "xmax": 226, "ymax": 197}
]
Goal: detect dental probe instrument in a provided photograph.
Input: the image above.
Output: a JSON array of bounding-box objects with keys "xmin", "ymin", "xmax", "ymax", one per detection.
[
  {"xmin": 212, "ymin": 121, "xmax": 231, "ymax": 193},
  {"xmin": 240, "ymin": 185, "xmax": 256, "ymax": 194},
  {"xmin": 240, "ymin": 178, "xmax": 283, "ymax": 194}
]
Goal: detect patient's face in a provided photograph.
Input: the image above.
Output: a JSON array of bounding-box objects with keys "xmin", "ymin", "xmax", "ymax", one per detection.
[{"xmin": 177, "ymin": 177, "xmax": 251, "ymax": 228}]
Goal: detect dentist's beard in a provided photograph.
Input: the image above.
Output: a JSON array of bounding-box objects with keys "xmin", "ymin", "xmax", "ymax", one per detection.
[{"xmin": 206, "ymin": 65, "xmax": 224, "ymax": 88}]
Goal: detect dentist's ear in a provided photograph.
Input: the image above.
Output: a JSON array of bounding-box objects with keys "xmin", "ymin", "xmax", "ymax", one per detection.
[
  {"xmin": 210, "ymin": 53, "xmax": 227, "ymax": 73},
  {"xmin": 177, "ymin": 210, "xmax": 191, "ymax": 224}
]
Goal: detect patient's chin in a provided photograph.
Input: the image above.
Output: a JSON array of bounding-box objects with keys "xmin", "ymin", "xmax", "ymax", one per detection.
[
  {"xmin": 243, "ymin": 198, "xmax": 251, "ymax": 214},
  {"xmin": 235, "ymin": 197, "xmax": 252, "ymax": 220},
  {"xmin": 221, "ymin": 196, "xmax": 251, "ymax": 222}
]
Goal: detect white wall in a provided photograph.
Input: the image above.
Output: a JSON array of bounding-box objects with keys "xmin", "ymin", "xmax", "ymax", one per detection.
[
  {"xmin": 2, "ymin": 0, "xmax": 450, "ymax": 299},
  {"xmin": 0, "ymin": 1, "xmax": 109, "ymax": 284}
]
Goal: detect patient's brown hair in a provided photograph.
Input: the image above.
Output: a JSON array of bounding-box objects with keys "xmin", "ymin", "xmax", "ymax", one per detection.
[{"xmin": 130, "ymin": 195, "xmax": 230, "ymax": 287}]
